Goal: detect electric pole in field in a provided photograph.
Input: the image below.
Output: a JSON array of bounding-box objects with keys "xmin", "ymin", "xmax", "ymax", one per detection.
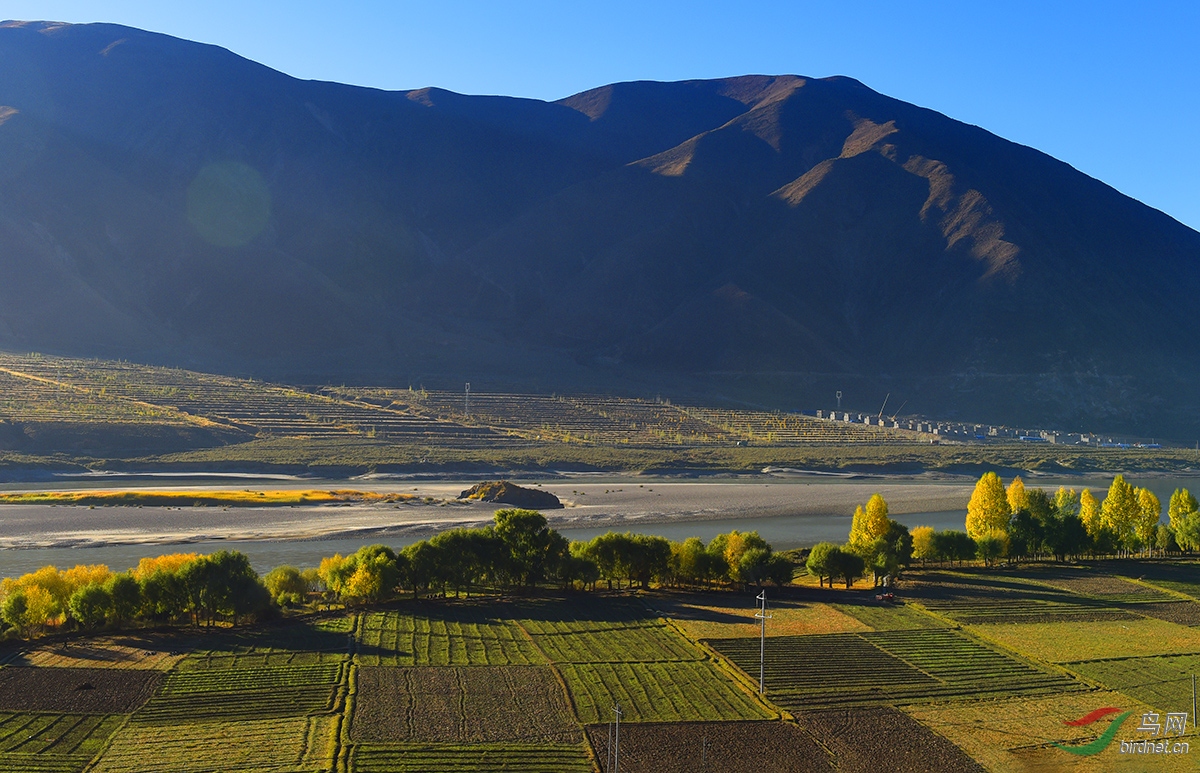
[
  {"xmin": 607, "ymin": 703, "xmax": 623, "ymax": 773},
  {"xmin": 464, "ymin": 382, "xmax": 470, "ymax": 416},
  {"xmin": 755, "ymin": 590, "xmax": 772, "ymax": 695},
  {"xmin": 836, "ymin": 391, "xmax": 842, "ymax": 411}
]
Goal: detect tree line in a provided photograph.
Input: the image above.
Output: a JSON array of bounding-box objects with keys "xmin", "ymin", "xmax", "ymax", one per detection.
[
  {"xmin": 0, "ymin": 509, "xmax": 794, "ymax": 639},
  {"xmin": 804, "ymin": 473, "xmax": 1197, "ymax": 589}
]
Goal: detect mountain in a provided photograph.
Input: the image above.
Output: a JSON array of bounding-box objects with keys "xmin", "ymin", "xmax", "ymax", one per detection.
[{"xmin": 1, "ymin": 20, "xmax": 1199, "ymax": 438}]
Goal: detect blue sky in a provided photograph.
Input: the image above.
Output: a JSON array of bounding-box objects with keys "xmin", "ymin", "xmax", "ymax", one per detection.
[{"xmin": 6, "ymin": 1, "xmax": 1199, "ymax": 230}]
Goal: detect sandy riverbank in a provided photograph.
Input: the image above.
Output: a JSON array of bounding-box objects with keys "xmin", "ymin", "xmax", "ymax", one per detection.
[{"xmin": 0, "ymin": 480, "xmax": 975, "ymax": 549}]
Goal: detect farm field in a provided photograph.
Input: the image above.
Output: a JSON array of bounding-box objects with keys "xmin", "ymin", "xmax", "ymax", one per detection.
[
  {"xmin": 9, "ymin": 567, "xmax": 1200, "ymax": 770},
  {"xmin": 907, "ymin": 689, "xmax": 1198, "ymax": 773},
  {"xmin": 650, "ymin": 593, "xmax": 870, "ymax": 639},
  {"xmin": 797, "ymin": 706, "xmax": 986, "ymax": 773},
  {"xmin": 351, "ymin": 666, "xmax": 579, "ymax": 744},
  {"xmin": 584, "ymin": 719, "xmax": 835, "ymax": 772},
  {"xmin": 0, "ymin": 712, "xmax": 125, "ymax": 773},
  {"xmin": 354, "ymin": 605, "xmax": 545, "ymax": 666},
  {"xmin": 707, "ymin": 626, "xmax": 1083, "ymax": 711},
  {"xmin": 970, "ymin": 618, "xmax": 1200, "ymax": 663}
]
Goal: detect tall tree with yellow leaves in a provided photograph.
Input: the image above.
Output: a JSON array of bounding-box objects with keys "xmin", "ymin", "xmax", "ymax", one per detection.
[
  {"xmin": 848, "ymin": 494, "xmax": 890, "ymax": 552},
  {"xmin": 1006, "ymin": 476, "xmax": 1029, "ymax": 514},
  {"xmin": 1135, "ymin": 488, "xmax": 1161, "ymax": 548},
  {"xmin": 1168, "ymin": 488, "xmax": 1199, "ymax": 531},
  {"xmin": 1079, "ymin": 489, "xmax": 1102, "ymax": 536},
  {"xmin": 1100, "ymin": 475, "xmax": 1139, "ymax": 549},
  {"xmin": 966, "ymin": 472, "xmax": 1010, "ymax": 540}
]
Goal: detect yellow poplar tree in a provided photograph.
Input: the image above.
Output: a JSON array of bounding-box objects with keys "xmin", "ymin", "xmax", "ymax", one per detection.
[
  {"xmin": 1100, "ymin": 475, "xmax": 1139, "ymax": 548},
  {"xmin": 1168, "ymin": 488, "xmax": 1199, "ymax": 531},
  {"xmin": 1006, "ymin": 476, "xmax": 1029, "ymax": 513},
  {"xmin": 911, "ymin": 526, "xmax": 936, "ymax": 562},
  {"xmin": 848, "ymin": 494, "xmax": 890, "ymax": 551},
  {"xmin": 1079, "ymin": 489, "xmax": 1102, "ymax": 536},
  {"xmin": 1135, "ymin": 488, "xmax": 1161, "ymax": 547},
  {"xmin": 966, "ymin": 472, "xmax": 1010, "ymax": 540}
]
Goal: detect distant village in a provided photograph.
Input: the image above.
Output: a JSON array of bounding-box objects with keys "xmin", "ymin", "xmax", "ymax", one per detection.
[{"xmin": 808, "ymin": 409, "xmax": 1163, "ymax": 449}]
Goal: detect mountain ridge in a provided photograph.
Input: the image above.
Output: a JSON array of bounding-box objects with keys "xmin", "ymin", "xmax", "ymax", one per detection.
[{"xmin": 1, "ymin": 20, "xmax": 1198, "ymax": 437}]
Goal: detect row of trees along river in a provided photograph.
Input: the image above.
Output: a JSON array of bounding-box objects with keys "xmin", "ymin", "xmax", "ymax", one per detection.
[
  {"xmin": 4, "ymin": 473, "xmax": 1199, "ymax": 638},
  {"xmin": 0, "ymin": 509, "xmax": 792, "ymax": 638},
  {"xmin": 806, "ymin": 473, "xmax": 1200, "ymax": 587}
]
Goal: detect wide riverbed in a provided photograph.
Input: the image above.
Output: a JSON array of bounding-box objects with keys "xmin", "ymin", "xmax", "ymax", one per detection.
[{"xmin": 1, "ymin": 473, "xmax": 1195, "ymax": 576}]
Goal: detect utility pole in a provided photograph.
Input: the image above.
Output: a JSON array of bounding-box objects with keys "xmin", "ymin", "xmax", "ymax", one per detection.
[
  {"xmin": 464, "ymin": 382, "xmax": 470, "ymax": 416},
  {"xmin": 700, "ymin": 733, "xmax": 709, "ymax": 772},
  {"xmin": 607, "ymin": 703, "xmax": 623, "ymax": 773},
  {"xmin": 755, "ymin": 590, "xmax": 772, "ymax": 695},
  {"xmin": 835, "ymin": 391, "xmax": 842, "ymax": 411},
  {"xmin": 1193, "ymin": 674, "xmax": 1196, "ymax": 729}
]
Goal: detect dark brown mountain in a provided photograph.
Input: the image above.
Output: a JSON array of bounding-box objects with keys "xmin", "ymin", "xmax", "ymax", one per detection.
[{"xmin": 1, "ymin": 20, "xmax": 1198, "ymax": 438}]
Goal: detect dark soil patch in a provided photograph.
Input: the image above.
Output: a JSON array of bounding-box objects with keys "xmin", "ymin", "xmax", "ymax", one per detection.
[
  {"xmin": 585, "ymin": 720, "xmax": 833, "ymax": 772},
  {"xmin": 1129, "ymin": 601, "xmax": 1200, "ymax": 626},
  {"xmin": 796, "ymin": 706, "xmax": 984, "ymax": 773},
  {"xmin": 0, "ymin": 666, "xmax": 161, "ymax": 713},
  {"xmin": 352, "ymin": 666, "xmax": 579, "ymax": 744}
]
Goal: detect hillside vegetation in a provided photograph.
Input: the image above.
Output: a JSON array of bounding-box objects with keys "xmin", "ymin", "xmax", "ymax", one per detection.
[{"xmin": 0, "ymin": 353, "xmax": 1197, "ymax": 475}]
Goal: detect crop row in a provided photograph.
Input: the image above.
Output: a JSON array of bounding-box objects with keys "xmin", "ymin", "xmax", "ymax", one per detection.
[
  {"xmin": 90, "ymin": 716, "xmax": 335, "ymax": 773},
  {"xmin": 527, "ymin": 622, "xmax": 702, "ymax": 663},
  {"xmin": 558, "ymin": 661, "xmax": 770, "ymax": 724},
  {"xmin": 917, "ymin": 596, "xmax": 1138, "ymax": 625},
  {"xmin": 351, "ymin": 666, "xmax": 580, "ymax": 745},
  {"xmin": 707, "ymin": 628, "xmax": 1082, "ymax": 710},
  {"xmin": 175, "ymin": 649, "xmax": 346, "ymax": 671},
  {"xmin": 350, "ymin": 743, "xmax": 594, "ymax": 773},
  {"xmin": 1070, "ymin": 654, "xmax": 1200, "ymax": 711},
  {"xmin": 355, "ymin": 611, "xmax": 544, "ymax": 666},
  {"xmin": 0, "ymin": 713, "xmax": 124, "ymax": 773},
  {"xmin": 132, "ymin": 683, "xmax": 337, "ymax": 724},
  {"xmin": 161, "ymin": 663, "xmax": 342, "ymax": 695}
]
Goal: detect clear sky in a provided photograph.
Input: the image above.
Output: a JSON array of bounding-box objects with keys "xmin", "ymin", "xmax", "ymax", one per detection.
[{"xmin": 6, "ymin": 1, "xmax": 1199, "ymax": 230}]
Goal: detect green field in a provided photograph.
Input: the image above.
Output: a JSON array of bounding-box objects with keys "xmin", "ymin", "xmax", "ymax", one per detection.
[
  {"xmin": 558, "ymin": 661, "xmax": 771, "ymax": 723},
  {"xmin": 350, "ymin": 743, "xmax": 595, "ymax": 773},
  {"xmin": 355, "ymin": 608, "xmax": 545, "ymax": 666},
  {"xmin": 0, "ymin": 713, "xmax": 125, "ymax": 773},
  {"xmin": 10, "ymin": 565, "xmax": 1200, "ymax": 771}
]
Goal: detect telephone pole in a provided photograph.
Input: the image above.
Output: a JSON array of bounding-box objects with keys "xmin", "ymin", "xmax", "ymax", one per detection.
[
  {"xmin": 755, "ymin": 590, "xmax": 772, "ymax": 695},
  {"xmin": 464, "ymin": 382, "xmax": 470, "ymax": 416}
]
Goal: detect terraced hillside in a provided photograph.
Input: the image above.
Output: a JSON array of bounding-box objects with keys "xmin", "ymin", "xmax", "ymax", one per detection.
[{"xmin": 0, "ymin": 352, "xmax": 923, "ymax": 461}]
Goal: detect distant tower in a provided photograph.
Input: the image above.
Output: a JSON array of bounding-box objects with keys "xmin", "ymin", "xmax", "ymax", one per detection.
[{"xmin": 465, "ymin": 382, "xmax": 470, "ymax": 416}]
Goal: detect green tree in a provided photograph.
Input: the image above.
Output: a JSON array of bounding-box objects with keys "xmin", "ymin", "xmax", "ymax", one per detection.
[
  {"xmin": 494, "ymin": 509, "xmax": 558, "ymax": 588},
  {"xmin": 264, "ymin": 566, "xmax": 308, "ymax": 607},
  {"xmin": 1054, "ymin": 487, "xmax": 1081, "ymax": 519},
  {"xmin": 68, "ymin": 583, "xmax": 111, "ymax": 628},
  {"xmin": 806, "ymin": 542, "xmax": 838, "ymax": 587},
  {"xmin": 1, "ymin": 590, "xmax": 29, "ymax": 635},
  {"xmin": 401, "ymin": 541, "xmax": 440, "ymax": 599},
  {"xmin": 105, "ymin": 573, "xmax": 140, "ymax": 624},
  {"xmin": 975, "ymin": 531, "xmax": 1008, "ymax": 567},
  {"xmin": 828, "ymin": 548, "xmax": 866, "ymax": 589},
  {"xmin": 1156, "ymin": 524, "xmax": 1177, "ymax": 555},
  {"xmin": 967, "ymin": 472, "xmax": 1010, "ymax": 540}
]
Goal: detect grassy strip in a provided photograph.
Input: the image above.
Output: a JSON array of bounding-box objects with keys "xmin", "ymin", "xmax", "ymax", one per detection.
[
  {"xmin": 0, "ymin": 489, "xmax": 415, "ymax": 507},
  {"xmin": 350, "ymin": 743, "xmax": 594, "ymax": 773}
]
